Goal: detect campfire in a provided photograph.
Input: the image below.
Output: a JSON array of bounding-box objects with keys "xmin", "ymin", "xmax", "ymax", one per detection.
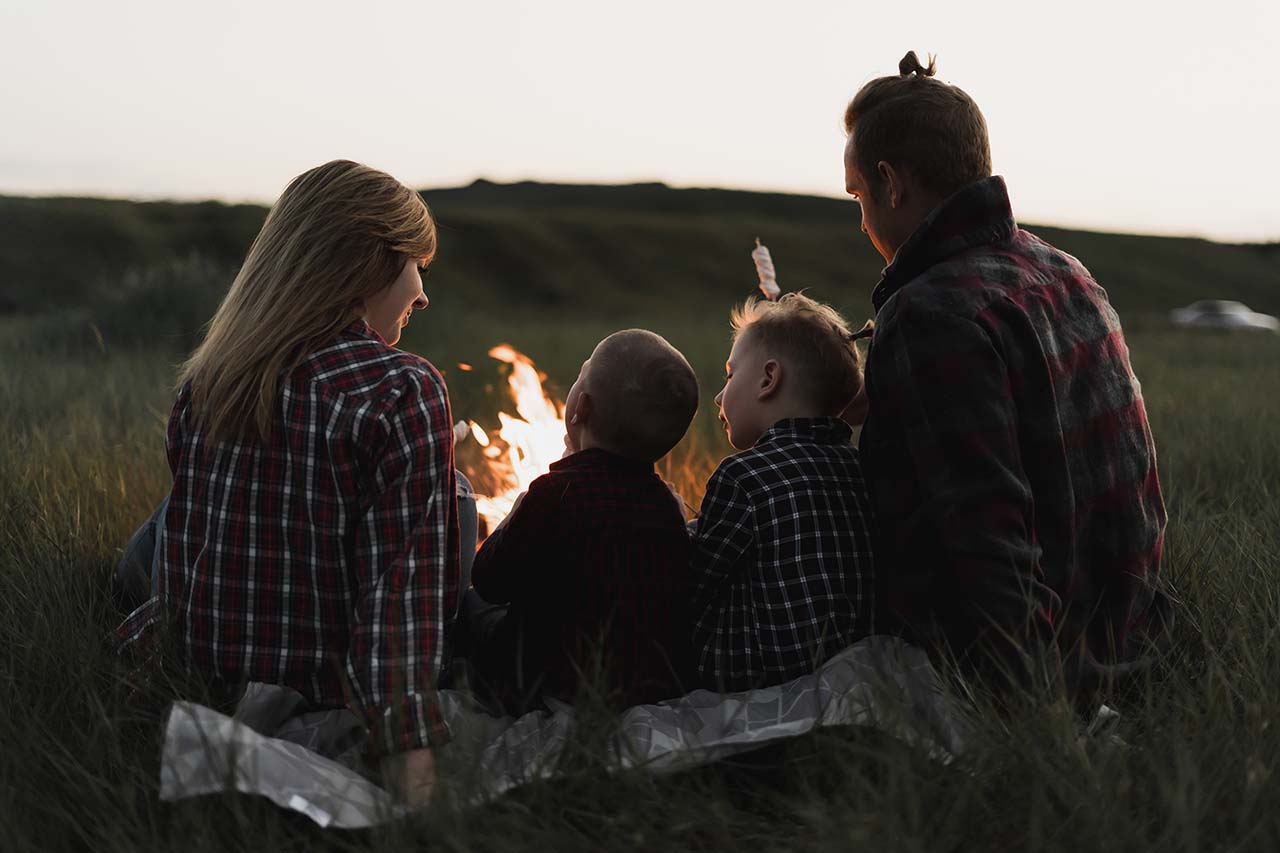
[
  {"xmin": 457, "ymin": 345, "xmax": 567, "ymax": 532},
  {"xmin": 457, "ymin": 239, "xmax": 772, "ymax": 536}
]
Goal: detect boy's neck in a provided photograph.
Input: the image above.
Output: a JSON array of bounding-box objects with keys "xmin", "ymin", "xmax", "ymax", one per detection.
[
  {"xmin": 761, "ymin": 398, "xmax": 829, "ymax": 428},
  {"xmin": 570, "ymin": 433, "xmax": 644, "ymax": 464},
  {"xmin": 572, "ymin": 429, "xmax": 604, "ymax": 455}
]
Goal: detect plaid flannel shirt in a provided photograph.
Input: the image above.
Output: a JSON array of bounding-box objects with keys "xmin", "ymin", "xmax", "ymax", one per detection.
[
  {"xmin": 860, "ymin": 176, "xmax": 1166, "ymax": 689},
  {"xmin": 689, "ymin": 418, "xmax": 875, "ymax": 693},
  {"xmin": 115, "ymin": 319, "xmax": 460, "ymax": 756},
  {"xmin": 470, "ymin": 448, "xmax": 693, "ymax": 710}
]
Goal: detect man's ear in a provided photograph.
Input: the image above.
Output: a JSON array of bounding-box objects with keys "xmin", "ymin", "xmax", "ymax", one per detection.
[
  {"xmin": 878, "ymin": 160, "xmax": 904, "ymax": 209},
  {"xmin": 758, "ymin": 359, "xmax": 782, "ymax": 401}
]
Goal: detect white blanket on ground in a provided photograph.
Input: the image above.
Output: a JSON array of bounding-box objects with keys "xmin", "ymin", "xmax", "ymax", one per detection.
[{"xmin": 159, "ymin": 636, "xmax": 968, "ymax": 829}]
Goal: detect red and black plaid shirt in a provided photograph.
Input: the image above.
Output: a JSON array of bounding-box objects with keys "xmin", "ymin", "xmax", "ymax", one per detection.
[
  {"xmin": 115, "ymin": 319, "xmax": 460, "ymax": 755},
  {"xmin": 470, "ymin": 448, "xmax": 693, "ymax": 710},
  {"xmin": 859, "ymin": 176, "xmax": 1167, "ymax": 690}
]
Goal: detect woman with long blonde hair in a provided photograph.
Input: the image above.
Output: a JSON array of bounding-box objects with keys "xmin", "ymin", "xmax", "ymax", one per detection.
[{"xmin": 114, "ymin": 160, "xmax": 457, "ymax": 805}]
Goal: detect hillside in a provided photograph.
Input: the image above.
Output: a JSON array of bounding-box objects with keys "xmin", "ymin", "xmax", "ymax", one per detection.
[
  {"xmin": 2, "ymin": 181, "xmax": 1276, "ymax": 323},
  {"xmin": 3, "ymin": 181, "xmax": 1280, "ymax": 851}
]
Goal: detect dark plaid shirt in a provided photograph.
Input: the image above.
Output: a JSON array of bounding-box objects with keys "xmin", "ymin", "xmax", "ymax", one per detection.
[
  {"xmin": 689, "ymin": 418, "xmax": 875, "ymax": 692},
  {"xmin": 115, "ymin": 319, "xmax": 461, "ymax": 756},
  {"xmin": 860, "ymin": 176, "xmax": 1166, "ymax": 688},
  {"xmin": 470, "ymin": 448, "xmax": 693, "ymax": 709}
]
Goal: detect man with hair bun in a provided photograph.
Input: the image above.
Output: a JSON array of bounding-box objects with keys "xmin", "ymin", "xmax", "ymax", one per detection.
[{"xmin": 844, "ymin": 52, "xmax": 1167, "ymax": 705}]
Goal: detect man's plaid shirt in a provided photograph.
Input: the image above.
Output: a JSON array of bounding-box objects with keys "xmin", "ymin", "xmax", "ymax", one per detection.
[
  {"xmin": 115, "ymin": 319, "xmax": 461, "ymax": 756},
  {"xmin": 689, "ymin": 418, "xmax": 875, "ymax": 693},
  {"xmin": 860, "ymin": 176, "xmax": 1166, "ymax": 689}
]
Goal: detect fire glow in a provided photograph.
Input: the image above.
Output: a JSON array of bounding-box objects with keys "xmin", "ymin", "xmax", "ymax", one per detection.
[{"xmin": 462, "ymin": 345, "xmax": 567, "ymax": 531}]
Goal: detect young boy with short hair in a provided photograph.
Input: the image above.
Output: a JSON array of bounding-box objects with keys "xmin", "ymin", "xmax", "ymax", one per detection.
[
  {"xmin": 690, "ymin": 293, "xmax": 875, "ymax": 693},
  {"xmin": 465, "ymin": 329, "xmax": 700, "ymax": 713}
]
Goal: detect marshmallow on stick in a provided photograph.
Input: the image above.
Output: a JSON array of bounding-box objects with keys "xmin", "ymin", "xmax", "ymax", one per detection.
[
  {"xmin": 752, "ymin": 238, "xmax": 782, "ymax": 300},
  {"xmin": 452, "ymin": 420, "xmax": 471, "ymax": 447}
]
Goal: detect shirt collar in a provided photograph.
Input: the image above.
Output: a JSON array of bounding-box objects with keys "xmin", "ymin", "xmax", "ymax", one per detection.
[
  {"xmin": 551, "ymin": 446, "xmax": 656, "ymax": 474},
  {"xmin": 342, "ymin": 317, "xmax": 385, "ymax": 344},
  {"xmin": 756, "ymin": 417, "xmax": 852, "ymax": 447},
  {"xmin": 871, "ymin": 175, "xmax": 1016, "ymax": 313}
]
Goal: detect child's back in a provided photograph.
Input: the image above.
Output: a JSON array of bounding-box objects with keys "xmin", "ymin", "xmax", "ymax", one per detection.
[
  {"xmin": 691, "ymin": 293, "xmax": 877, "ymax": 693},
  {"xmin": 472, "ymin": 450, "xmax": 691, "ymax": 711},
  {"xmin": 690, "ymin": 417, "xmax": 874, "ymax": 692},
  {"xmin": 467, "ymin": 329, "xmax": 700, "ymax": 713}
]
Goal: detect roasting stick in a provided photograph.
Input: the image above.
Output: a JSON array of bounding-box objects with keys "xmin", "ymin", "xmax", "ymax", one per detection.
[{"xmin": 752, "ymin": 238, "xmax": 782, "ymax": 301}]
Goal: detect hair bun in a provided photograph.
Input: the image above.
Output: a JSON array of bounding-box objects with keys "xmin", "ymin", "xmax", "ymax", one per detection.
[{"xmin": 898, "ymin": 51, "xmax": 938, "ymax": 78}]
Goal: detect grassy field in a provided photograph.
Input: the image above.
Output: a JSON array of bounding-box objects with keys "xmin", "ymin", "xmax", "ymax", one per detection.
[{"xmin": 2, "ymin": 185, "xmax": 1280, "ymax": 849}]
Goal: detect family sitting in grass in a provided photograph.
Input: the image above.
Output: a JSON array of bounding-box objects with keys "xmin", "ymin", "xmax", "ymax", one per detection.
[{"xmin": 112, "ymin": 52, "xmax": 1169, "ymax": 807}]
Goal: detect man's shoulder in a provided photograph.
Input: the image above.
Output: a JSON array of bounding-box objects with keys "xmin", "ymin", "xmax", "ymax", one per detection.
[
  {"xmin": 1006, "ymin": 227, "xmax": 1099, "ymax": 290},
  {"xmin": 885, "ymin": 229, "xmax": 1100, "ymax": 325}
]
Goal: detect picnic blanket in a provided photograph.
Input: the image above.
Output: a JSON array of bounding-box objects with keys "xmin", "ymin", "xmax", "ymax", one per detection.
[{"xmin": 159, "ymin": 636, "xmax": 968, "ymax": 828}]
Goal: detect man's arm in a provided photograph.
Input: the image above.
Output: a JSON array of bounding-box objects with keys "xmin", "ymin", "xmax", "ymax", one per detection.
[
  {"xmin": 348, "ymin": 369, "xmax": 457, "ymax": 769},
  {"xmin": 869, "ymin": 303, "xmax": 1059, "ymax": 684}
]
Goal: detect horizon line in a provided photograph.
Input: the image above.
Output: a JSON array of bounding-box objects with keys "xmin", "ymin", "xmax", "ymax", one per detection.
[{"xmin": 2, "ymin": 178, "xmax": 1276, "ymax": 248}]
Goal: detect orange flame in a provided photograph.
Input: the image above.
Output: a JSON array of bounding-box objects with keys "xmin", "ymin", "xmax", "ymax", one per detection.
[{"xmin": 462, "ymin": 345, "xmax": 567, "ymax": 531}]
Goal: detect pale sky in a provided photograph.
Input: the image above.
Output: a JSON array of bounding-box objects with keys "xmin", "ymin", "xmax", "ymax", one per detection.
[{"xmin": 2, "ymin": 0, "xmax": 1277, "ymax": 242}]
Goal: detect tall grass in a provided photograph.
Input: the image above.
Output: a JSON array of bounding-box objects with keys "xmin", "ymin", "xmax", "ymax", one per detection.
[{"xmin": 2, "ymin": 270, "xmax": 1280, "ymax": 849}]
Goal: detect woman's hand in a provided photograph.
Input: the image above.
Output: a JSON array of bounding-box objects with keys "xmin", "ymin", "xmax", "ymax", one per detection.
[{"xmin": 380, "ymin": 747, "xmax": 436, "ymax": 810}]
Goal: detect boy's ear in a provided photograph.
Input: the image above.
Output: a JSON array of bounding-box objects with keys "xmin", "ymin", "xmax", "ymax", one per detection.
[
  {"xmin": 571, "ymin": 390, "xmax": 593, "ymax": 424},
  {"xmin": 757, "ymin": 359, "xmax": 782, "ymax": 401}
]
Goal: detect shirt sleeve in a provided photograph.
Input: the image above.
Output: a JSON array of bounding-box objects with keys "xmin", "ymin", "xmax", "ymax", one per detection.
[
  {"xmin": 869, "ymin": 301, "xmax": 1060, "ymax": 682},
  {"xmin": 347, "ymin": 368, "xmax": 458, "ymax": 757},
  {"xmin": 688, "ymin": 464, "xmax": 754, "ymax": 679},
  {"xmin": 112, "ymin": 596, "xmax": 164, "ymax": 654},
  {"xmin": 470, "ymin": 474, "xmax": 559, "ymax": 605},
  {"xmin": 116, "ymin": 387, "xmax": 189, "ymax": 653}
]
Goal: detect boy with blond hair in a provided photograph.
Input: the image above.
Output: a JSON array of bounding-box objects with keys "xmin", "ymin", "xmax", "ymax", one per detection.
[
  {"xmin": 690, "ymin": 293, "xmax": 875, "ymax": 692},
  {"xmin": 465, "ymin": 329, "xmax": 700, "ymax": 713}
]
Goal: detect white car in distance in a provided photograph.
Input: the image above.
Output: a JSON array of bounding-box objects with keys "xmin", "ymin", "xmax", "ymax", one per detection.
[{"xmin": 1170, "ymin": 300, "xmax": 1279, "ymax": 332}]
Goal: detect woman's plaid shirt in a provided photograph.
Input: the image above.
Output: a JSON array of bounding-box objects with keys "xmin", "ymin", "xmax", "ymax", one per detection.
[
  {"xmin": 689, "ymin": 418, "xmax": 875, "ymax": 693},
  {"xmin": 115, "ymin": 320, "xmax": 460, "ymax": 756}
]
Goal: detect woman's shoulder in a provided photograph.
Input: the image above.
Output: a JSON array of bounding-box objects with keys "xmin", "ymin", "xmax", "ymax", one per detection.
[{"xmin": 301, "ymin": 327, "xmax": 447, "ymax": 405}]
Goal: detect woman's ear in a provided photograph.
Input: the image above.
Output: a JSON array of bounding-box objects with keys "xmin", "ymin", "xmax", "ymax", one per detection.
[{"xmin": 757, "ymin": 359, "xmax": 782, "ymax": 400}]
